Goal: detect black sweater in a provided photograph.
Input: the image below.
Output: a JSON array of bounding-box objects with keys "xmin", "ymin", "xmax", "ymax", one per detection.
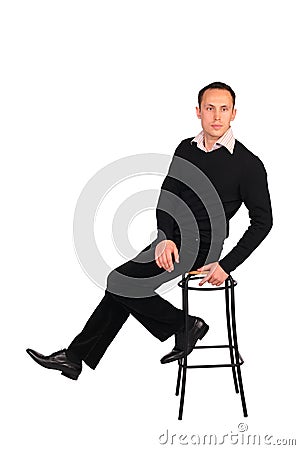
[{"xmin": 156, "ymin": 137, "xmax": 273, "ymax": 274}]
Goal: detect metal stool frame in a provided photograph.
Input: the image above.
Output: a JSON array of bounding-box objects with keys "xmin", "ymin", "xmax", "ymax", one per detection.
[{"xmin": 175, "ymin": 272, "xmax": 248, "ymax": 420}]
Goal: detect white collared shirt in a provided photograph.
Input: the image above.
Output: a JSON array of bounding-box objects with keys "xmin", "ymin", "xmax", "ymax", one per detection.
[{"xmin": 191, "ymin": 127, "xmax": 235, "ymax": 154}]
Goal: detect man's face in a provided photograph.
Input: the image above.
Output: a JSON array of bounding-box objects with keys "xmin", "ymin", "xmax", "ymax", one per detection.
[{"xmin": 196, "ymin": 89, "xmax": 236, "ymax": 141}]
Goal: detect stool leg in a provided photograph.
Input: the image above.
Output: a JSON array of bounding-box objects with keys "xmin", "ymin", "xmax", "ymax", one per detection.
[
  {"xmin": 175, "ymin": 275, "xmax": 185, "ymax": 396},
  {"xmin": 178, "ymin": 276, "xmax": 189, "ymax": 420},
  {"xmin": 225, "ymin": 278, "xmax": 239, "ymax": 394},
  {"xmin": 175, "ymin": 360, "xmax": 182, "ymax": 396},
  {"xmin": 230, "ymin": 277, "xmax": 248, "ymax": 417},
  {"xmin": 178, "ymin": 363, "xmax": 187, "ymax": 420}
]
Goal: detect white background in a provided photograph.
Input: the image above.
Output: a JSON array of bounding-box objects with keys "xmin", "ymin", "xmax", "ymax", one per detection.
[{"xmin": 1, "ymin": 1, "xmax": 299, "ymax": 449}]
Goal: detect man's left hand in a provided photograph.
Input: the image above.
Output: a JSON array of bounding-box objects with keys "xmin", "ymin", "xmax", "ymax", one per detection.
[{"xmin": 196, "ymin": 262, "xmax": 229, "ymax": 286}]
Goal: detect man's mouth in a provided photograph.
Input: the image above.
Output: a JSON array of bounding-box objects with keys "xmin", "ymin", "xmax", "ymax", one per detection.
[{"xmin": 211, "ymin": 124, "xmax": 222, "ymax": 130}]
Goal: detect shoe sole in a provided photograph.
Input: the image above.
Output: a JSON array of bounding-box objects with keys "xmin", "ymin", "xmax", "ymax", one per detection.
[{"xmin": 36, "ymin": 361, "xmax": 81, "ymax": 380}]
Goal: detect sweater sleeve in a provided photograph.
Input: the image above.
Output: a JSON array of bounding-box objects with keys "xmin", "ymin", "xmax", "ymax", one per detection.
[
  {"xmin": 156, "ymin": 144, "xmax": 183, "ymax": 242},
  {"xmin": 218, "ymin": 156, "xmax": 273, "ymax": 274}
]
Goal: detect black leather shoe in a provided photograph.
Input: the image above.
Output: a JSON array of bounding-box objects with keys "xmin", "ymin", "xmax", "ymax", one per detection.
[
  {"xmin": 160, "ymin": 317, "xmax": 209, "ymax": 364},
  {"xmin": 26, "ymin": 348, "xmax": 82, "ymax": 380}
]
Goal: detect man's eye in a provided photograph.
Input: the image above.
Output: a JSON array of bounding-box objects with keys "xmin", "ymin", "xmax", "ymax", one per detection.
[{"xmin": 222, "ymin": 108, "xmax": 228, "ymax": 112}]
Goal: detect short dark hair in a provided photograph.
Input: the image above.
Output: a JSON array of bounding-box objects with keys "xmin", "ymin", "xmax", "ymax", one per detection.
[{"xmin": 198, "ymin": 81, "xmax": 236, "ymax": 109}]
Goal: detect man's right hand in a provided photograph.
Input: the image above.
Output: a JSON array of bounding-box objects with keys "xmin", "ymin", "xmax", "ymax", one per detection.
[{"xmin": 155, "ymin": 240, "xmax": 179, "ymax": 272}]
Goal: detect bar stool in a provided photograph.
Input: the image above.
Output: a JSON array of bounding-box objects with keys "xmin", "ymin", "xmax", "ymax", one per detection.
[{"xmin": 175, "ymin": 270, "xmax": 248, "ymax": 420}]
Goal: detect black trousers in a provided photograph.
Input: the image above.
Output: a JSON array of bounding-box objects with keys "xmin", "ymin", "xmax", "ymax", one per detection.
[{"xmin": 67, "ymin": 238, "xmax": 210, "ymax": 369}]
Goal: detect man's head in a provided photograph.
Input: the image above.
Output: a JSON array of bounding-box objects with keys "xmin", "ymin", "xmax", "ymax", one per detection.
[
  {"xmin": 196, "ymin": 81, "xmax": 237, "ymax": 145},
  {"xmin": 198, "ymin": 81, "xmax": 236, "ymax": 109}
]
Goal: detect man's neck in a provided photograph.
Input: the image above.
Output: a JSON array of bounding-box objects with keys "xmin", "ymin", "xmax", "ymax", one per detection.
[
  {"xmin": 204, "ymin": 135, "xmax": 219, "ymax": 151},
  {"xmin": 203, "ymin": 127, "xmax": 232, "ymax": 151}
]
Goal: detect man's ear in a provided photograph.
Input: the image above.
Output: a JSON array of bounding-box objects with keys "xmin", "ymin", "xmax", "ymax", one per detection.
[
  {"xmin": 196, "ymin": 106, "xmax": 201, "ymax": 119},
  {"xmin": 231, "ymin": 108, "xmax": 237, "ymax": 121}
]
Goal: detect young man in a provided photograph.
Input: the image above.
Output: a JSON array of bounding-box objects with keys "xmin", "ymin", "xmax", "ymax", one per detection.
[{"xmin": 26, "ymin": 82, "xmax": 273, "ymax": 378}]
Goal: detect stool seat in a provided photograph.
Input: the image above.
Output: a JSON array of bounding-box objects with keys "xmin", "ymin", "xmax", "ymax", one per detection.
[
  {"xmin": 188, "ymin": 270, "xmax": 209, "ymax": 275},
  {"xmin": 174, "ymin": 272, "xmax": 248, "ymax": 420}
]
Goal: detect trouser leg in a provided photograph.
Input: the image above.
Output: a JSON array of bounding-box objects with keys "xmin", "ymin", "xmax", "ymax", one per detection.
[
  {"xmin": 66, "ymin": 291, "xmax": 131, "ymax": 369},
  {"xmin": 67, "ymin": 239, "xmax": 209, "ymax": 369}
]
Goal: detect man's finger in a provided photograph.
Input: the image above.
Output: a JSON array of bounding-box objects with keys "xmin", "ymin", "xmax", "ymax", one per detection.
[
  {"xmin": 155, "ymin": 245, "xmax": 165, "ymax": 267},
  {"xmin": 197, "ymin": 263, "xmax": 211, "ymax": 271},
  {"xmin": 166, "ymin": 251, "xmax": 174, "ymax": 271},
  {"xmin": 159, "ymin": 254, "xmax": 165, "ymax": 269},
  {"xmin": 199, "ymin": 272, "xmax": 213, "ymax": 286},
  {"xmin": 174, "ymin": 246, "xmax": 179, "ymax": 263},
  {"xmin": 199, "ymin": 277, "xmax": 209, "ymax": 286},
  {"xmin": 161, "ymin": 253, "xmax": 169, "ymax": 270},
  {"xmin": 157, "ymin": 253, "xmax": 164, "ymax": 269}
]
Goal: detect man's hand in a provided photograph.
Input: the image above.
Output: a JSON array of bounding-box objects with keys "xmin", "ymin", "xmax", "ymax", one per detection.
[
  {"xmin": 155, "ymin": 240, "xmax": 179, "ymax": 272},
  {"xmin": 197, "ymin": 262, "xmax": 229, "ymax": 286}
]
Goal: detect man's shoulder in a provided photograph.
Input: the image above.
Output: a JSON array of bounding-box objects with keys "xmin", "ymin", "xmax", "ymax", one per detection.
[
  {"xmin": 174, "ymin": 136, "xmax": 196, "ymax": 155},
  {"xmin": 234, "ymin": 139, "xmax": 268, "ymax": 176},
  {"xmin": 180, "ymin": 136, "xmax": 195, "ymax": 145},
  {"xmin": 179, "ymin": 136, "xmax": 196, "ymax": 147},
  {"xmin": 234, "ymin": 139, "xmax": 264, "ymax": 165}
]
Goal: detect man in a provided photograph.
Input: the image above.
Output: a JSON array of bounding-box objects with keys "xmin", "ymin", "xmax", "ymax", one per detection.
[{"xmin": 26, "ymin": 82, "xmax": 273, "ymax": 379}]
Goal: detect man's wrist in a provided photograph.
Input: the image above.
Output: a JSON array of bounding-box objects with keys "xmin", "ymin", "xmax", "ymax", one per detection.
[{"xmin": 218, "ymin": 259, "xmax": 231, "ymax": 275}]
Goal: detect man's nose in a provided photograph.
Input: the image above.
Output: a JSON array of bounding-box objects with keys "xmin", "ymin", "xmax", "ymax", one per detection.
[{"xmin": 214, "ymin": 110, "xmax": 220, "ymax": 120}]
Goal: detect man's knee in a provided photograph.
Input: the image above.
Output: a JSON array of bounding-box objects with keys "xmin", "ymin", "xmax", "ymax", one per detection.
[
  {"xmin": 106, "ymin": 267, "xmax": 160, "ymax": 299},
  {"xmin": 106, "ymin": 267, "xmax": 135, "ymax": 296},
  {"xmin": 106, "ymin": 269, "xmax": 119, "ymax": 293}
]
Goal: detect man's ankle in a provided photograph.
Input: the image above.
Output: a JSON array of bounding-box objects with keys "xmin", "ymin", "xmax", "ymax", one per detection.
[
  {"xmin": 65, "ymin": 348, "xmax": 82, "ymax": 364},
  {"xmin": 177, "ymin": 316, "xmax": 195, "ymax": 333}
]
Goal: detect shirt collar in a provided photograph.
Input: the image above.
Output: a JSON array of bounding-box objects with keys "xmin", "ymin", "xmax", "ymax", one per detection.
[{"xmin": 191, "ymin": 127, "xmax": 235, "ymax": 154}]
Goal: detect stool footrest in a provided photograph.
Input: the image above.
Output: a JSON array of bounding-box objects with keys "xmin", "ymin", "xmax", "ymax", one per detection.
[
  {"xmin": 178, "ymin": 344, "xmax": 244, "ymax": 368},
  {"xmin": 178, "ymin": 361, "xmax": 244, "ymax": 368}
]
